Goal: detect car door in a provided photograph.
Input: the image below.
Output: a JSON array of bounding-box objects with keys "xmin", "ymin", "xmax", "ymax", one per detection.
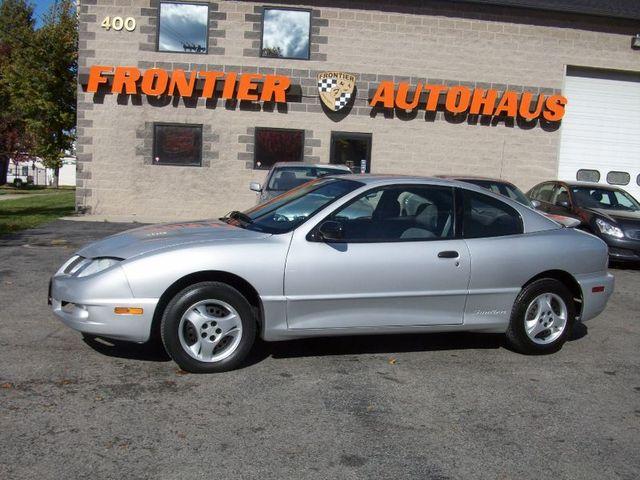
[
  {"xmin": 459, "ymin": 188, "xmax": 527, "ymax": 326},
  {"xmin": 283, "ymin": 183, "xmax": 471, "ymax": 330}
]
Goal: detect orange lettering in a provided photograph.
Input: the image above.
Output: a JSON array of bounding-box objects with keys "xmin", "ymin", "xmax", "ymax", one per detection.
[
  {"xmin": 169, "ymin": 69, "xmax": 197, "ymax": 97},
  {"xmin": 111, "ymin": 67, "xmax": 140, "ymax": 94},
  {"xmin": 222, "ymin": 72, "xmax": 237, "ymax": 99},
  {"xmin": 543, "ymin": 95, "xmax": 567, "ymax": 121},
  {"xmin": 424, "ymin": 84, "xmax": 446, "ymax": 111},
  {"xmin": 369, "ymin": 81, "xmax": 396, "ymax": 108},
  {"xmin": 494, "ymin": 91, "xmax": 518, "ymax": 117},
  {"xmin": 395, "ymin": 82, "xmax": 423, "ymax": 110},
  {"xmin": 518, "ymin": 92, "xmax": 546, "ymax": 120},
  {"xmin": 469, "ymin": 88, "xmax": 498, "ymax": 115},
  {"xmin": 261, "ymin": 75, "xmax": 290, "ymax": 103},
  {"xmin": 445, "ymin": 86, "xmax": 472, "ymax": 114},
  {"xmin": 198, "ymin": 71, "xmax": 224, "ymax": 98},
  {"xmin": 237, "ymin": 73, "xmax": 262, "ymax": 101},
  {"xmin": 141, "ymin": 69, "xmax": 169, "ymax": 96},
  {"xmin": 87, "ymin": 65, "xmax": 113, "ymax": 93}
]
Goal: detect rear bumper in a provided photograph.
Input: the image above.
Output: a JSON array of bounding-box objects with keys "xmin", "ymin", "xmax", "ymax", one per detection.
[{"xmin": 575, "ymin": 272, "xmax": 615, "ymax": 322}]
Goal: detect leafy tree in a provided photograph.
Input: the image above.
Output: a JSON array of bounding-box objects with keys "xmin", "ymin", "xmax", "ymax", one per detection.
[
  {"xmin": 0, "ymin": 0, "xmax": 36, "ymax": 180},
  {"xmin": 0, "ymin": 0, "xmax": 77, "ymax": 187}
]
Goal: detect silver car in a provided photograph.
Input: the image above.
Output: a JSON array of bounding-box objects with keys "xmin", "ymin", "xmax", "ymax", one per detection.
[
  {"xmin": 50, "ymin": 176, "xmax": 614, "ymax": 373},
  {"xmin": 250, "ymin": 162, "xmax": 352, "ymax": 203}
]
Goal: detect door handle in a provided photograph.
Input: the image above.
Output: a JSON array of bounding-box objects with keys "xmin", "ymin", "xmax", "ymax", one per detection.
[{"xmin": 438, "ymin": 251, "xmax": 459, "ymax": 259}]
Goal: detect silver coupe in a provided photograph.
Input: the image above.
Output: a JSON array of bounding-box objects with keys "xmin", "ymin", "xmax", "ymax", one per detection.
[{"xmin": 50, "ymin": 176, "xmax": 614, "ymax": 373}]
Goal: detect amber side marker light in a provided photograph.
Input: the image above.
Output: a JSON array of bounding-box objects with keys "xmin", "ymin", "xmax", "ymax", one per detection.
[
  {"xmin": 592, "ymin": 286, "xmax": 605, "ymax": 293},
  {"xmin": 114, "ymin": 307, "xmax": 144, "ymax": 315}
]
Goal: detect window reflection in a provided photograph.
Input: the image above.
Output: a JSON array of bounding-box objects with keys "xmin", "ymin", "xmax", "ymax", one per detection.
[
  {"xmin": 261, "ymin": 9, "xmax": 310, "ymax": 59},
  {"xmin": 158, "ymin": 2, "xmax": 209, "ymax": 54}
]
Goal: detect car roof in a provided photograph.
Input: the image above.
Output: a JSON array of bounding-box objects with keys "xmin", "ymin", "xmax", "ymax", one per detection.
[
  {"xmin": 333, "ymin": 173, "xmax": 498, "ymax": 190},
  {"xmin": 435, "ymin": 174, "xmax": 517, "ymax": 186},
  {"xmin": 272, "ymin": 162, "xmax": 351, "ymax": 171},
  {"xmin": 535, "ymin": 179, "xmax": 626, "ymax": 191}
]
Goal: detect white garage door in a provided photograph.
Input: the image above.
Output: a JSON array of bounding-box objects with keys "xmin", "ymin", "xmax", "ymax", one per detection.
[{"xmin": 558, "ymin": 66, "xmax": 640, "ymax": 200}]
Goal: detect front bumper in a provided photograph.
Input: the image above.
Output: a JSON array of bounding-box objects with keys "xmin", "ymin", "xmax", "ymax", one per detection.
[
  {"xmin": 575, "ymin": 272, "xmax": 615, "ymax": 322},
  {"xmin": 49, "ymin": 267, "xmax": 158, "ymax": 343},
  {"xmin": 601, "ymin": 235, "xmax": 640, "ymax": 262}
]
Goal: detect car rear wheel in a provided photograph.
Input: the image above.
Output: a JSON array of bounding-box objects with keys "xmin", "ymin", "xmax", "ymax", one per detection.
[
  {"xmin": 161, "ymin": 282, "xmax": 256, "ymax": 373},
  {"xmin": 505, "ymin": 279, "xmax": 575, "ymax": 354}
]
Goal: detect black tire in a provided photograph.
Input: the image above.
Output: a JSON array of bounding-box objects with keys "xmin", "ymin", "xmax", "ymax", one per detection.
[
  {"xmin": 505, "ymin": 278, "xmax": 575, "ymax": 354},
  {"xmin": 13, "ymin": 178, "xmax": 23, "ymax": 188},
  {"xmin": 160, "ymin": 282, "xmax": 256, "ymax": 373}
]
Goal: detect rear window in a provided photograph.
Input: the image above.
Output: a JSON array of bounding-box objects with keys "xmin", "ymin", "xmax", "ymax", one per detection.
[{"xmin": 462, "ymin": 190, "xmax": 523, "ymax": 239}]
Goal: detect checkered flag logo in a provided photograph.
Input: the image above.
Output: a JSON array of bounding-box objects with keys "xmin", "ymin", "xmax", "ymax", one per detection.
[{"xmin": 317, "ymin": 72, "xmax": 356, "ymax": 112}]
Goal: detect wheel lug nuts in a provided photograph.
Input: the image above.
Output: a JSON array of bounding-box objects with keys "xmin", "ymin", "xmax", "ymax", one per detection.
[
  {"xmin": 212, "ymin": 321, "xmax": 217, "ymax": 326},
  {"xmin": 215, "ymin": 328, "xmax": 222, "ymax": 334},
  {"xmin": 210, "ymin": 335, "xmax": 216, "ymax": 340},
  {"xmin": 201, "ymin": 332, "xmax": 207, "ymax": 338}
]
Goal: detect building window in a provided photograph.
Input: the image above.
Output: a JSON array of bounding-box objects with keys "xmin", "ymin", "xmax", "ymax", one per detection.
[
  {"xmin": 261, "ymin": 8, "xmax": 311, "ymax": 59},
  {"xmin": 254, "ymin": 127, "xmax": 304, "ymax": 170},
  {"xmin": 158, "ymin": 2, "xmax": 209, "ymax": 54},
  {"xmin": 606, "ymin": 171, "xmax": 630, "ymax": 186},
  {"xmin": 153, "ymin": 124, "xmax": 202, "ymax": 166},
  {"xmin": 576, "ymin": 169, "xmax": 600, "ymax": 183},
  {"xmin": 637, "ymin": 174, "xmax": 640, "ymax": 187}
]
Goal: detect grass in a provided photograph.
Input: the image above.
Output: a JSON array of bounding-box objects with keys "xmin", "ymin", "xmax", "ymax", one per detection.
[
  {"xmin": 0, "ymin": 185, "xmax": 74, "ymax": 195},
  {"xmin": 0, "ymin": 190, "xmax": 75, "ymax": 235}
]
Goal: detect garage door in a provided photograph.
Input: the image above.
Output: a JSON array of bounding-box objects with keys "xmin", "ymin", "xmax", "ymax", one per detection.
[{"xmin": 558, "ymin": 66, "xmax": 640, "ymax": 200}]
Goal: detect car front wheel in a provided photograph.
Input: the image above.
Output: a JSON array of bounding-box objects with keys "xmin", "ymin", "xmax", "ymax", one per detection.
[
  {"xmin": 161, "ymin": 282, "xmax": 256, "ymax": 373},
  {"xmin": 505, "ymin": 278, "xmax": 575, "ymax": 354}
]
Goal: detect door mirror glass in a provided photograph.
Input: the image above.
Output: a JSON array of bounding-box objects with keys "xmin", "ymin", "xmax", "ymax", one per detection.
[
  {"xmin": 530, "ymin": 199, "xmax": 541, "ymax": 209},
  {"xmin": 318, "ymin": 220, "xmax": 344, "ymax": 241},
  {"xmin": 249, "ymin": 182, "xmax": 262, "ymax": 192},
  {"xmin": 557, "ymin": 200, "xmax": 570, "ymax": 208}
]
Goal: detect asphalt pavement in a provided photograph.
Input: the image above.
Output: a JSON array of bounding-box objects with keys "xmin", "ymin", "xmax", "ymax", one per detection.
[{"xmin": 0, "ymin": 220, "xmax": 638, "ymax": 480}]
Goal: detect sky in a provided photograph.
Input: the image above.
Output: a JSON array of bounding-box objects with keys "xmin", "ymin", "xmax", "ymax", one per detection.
[{"xmin": 32, "ymin": 0, "xmax": 56, "ymax": 28}]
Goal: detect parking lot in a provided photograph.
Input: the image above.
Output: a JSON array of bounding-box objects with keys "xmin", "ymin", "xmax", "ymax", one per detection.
[{"xmin": 0, "ymin": 220, "xmax": 638, "ymax": 480}]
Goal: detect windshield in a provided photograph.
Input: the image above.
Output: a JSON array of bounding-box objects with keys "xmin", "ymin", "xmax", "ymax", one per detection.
[
  {"xmin": 463, "ymin": 180, "xmax": 532, "ymax": 207},
  {"xmin": 224, "ymin": 178, "xmax": 363, "ymax": 234},
  {"xmin": 267, "ymin": 166, "xmax": 349, "ymax": 191},
  {"xmin": 571, "ymin": 187, "xmax": 640, "ymax": 211}
]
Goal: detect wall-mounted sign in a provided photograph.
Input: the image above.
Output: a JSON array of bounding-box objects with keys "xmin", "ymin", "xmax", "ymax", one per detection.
[
  {"xmin": 369, "ymin": 81, "xmax": 566, "ymax": 121},
  {"xmin": 85, "ymin": 65, "xmax": 294, "ymax": 103},
  {"xmin": 83, "ymin": 65, "xmax": 566, "ymax": 121},
  {"xmin": 100, "ymin": 16, "xmax": 136, "ymax": 31},
  {"xmin": 317, "ymin": 72, "xmax": 356, "ymax": 111}
]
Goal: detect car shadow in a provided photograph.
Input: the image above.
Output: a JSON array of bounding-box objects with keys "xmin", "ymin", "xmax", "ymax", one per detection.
[
  {"xmin": 609, "ymin": 261, "xmax": 640, "ymax": 271},
  {"xmin": 82, "ymin": 335, "xmax": 171, "ymax": 362}
]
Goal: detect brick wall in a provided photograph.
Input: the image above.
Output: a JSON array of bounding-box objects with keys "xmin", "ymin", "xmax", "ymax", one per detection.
[{"xmin": 76, "ymin": 0, "xmax": 640, "ymax": 218}]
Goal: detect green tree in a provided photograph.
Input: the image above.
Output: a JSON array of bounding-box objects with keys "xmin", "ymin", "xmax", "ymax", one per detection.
[
  {"xmin": 0, "ymin": 0, "xmax": 36, "ymax": 177},
  {"xmin": 0, "ymin": 0, "xmax": 77, "ymax": 187}
]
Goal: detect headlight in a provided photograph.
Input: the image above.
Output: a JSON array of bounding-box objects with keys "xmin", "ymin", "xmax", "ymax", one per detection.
[
  {"xmin": 595, "ymin": 218, "xmax": 624, "ymax": 239},
  {"xmin": 69, "ymin": 257, "xmax": 122, "ymax": 277}
]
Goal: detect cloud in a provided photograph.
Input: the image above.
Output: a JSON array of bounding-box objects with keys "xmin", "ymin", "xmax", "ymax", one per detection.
[
  {"xmin": 159, "ymin": 3, "xmax": 209, "ymax": 52},
  {"xmin": 262, "ymin": 9, "xmax": 310, "ymax": 59}
]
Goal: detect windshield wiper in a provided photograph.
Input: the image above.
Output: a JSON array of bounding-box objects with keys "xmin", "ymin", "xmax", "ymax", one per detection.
[{"xmin": 222, "ymin": 210, "xmax": 253, "ymax": 224}]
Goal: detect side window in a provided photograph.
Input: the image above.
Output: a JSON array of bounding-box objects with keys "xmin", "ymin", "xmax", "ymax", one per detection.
[
  {"xmin": 536, "ymin": 183, "xmax": 555, "ymax": 203},
  {"xmin": 462, "ymin": 190, "xmax": 523, "ymax": 239},
  {"xmin": 551, "ymin": 185, "xmax": 570, "ymax": 206},
  {"xmin": 329, "ymin": 185, "xmax": 455, "ymax": 242}
]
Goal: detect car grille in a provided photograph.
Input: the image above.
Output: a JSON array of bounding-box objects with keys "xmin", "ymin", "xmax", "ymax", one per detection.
[{"xmin": 626, "ymin": 229, "xmax": 640, "ymax": 240}]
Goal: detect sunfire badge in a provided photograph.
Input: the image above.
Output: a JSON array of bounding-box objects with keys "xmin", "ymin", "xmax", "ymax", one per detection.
[{"xmin": 317, "ymin": 71, "xmax": 356, "ymax": 112}]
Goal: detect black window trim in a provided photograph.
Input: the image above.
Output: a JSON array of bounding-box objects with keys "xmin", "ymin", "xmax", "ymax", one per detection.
[
  {"xmin": 156, "ymin": 1, "xmax": 210, "ymax": 55},
  {"xmin": 307, "ymin": 183, "xmax": 459, "ymax": 243},
  {"xmin": 606, "ymin": 170, "xmax": 631, "ymax": 186},
  {"xmin": 253, "ymin": 126, "xmax": 305, "ymax": 170},
  {"xmin": 152, "ymin": 122, "xmax": 203, "ymax": 167},
  {"xmin": 458, "ymin": 187, "xmax": 524, "ymax": 239},
  {"xmin": 576, "ymin": 168, "xmax": 601, "ymax": 183},
  {"xmin": 260, "ymin": 6, "xmax": 313, "ymax": 61}
]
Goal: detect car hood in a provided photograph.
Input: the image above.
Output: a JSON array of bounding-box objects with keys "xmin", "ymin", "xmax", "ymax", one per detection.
[
  {"xmin": 77, "ymin": 220, "xmax": 270, "ymax": 259},
  {"xmin": 588, "ymin": 208, "xmax": 640, "ymax": 224}
]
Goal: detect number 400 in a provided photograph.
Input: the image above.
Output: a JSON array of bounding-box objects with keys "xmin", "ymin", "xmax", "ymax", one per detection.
[{"xmin": 101, "ymin": 16, "xmax": 136, "ymax": 32}]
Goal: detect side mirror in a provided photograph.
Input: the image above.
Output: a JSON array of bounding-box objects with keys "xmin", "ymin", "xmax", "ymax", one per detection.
[
  {"xmin": 317, "ymin": 220, "xmax": 344, "ymax": 242},
  {"xmin": 557, "ymin": 200, "xmax": 570, "ymax": 208},
  {"xmin": 249, "ymin": 182, "xmax": 262, "ymax": 192},
  {"xmin": 530, "ymin": 199, "xmax": 541, "ymax": 209}
]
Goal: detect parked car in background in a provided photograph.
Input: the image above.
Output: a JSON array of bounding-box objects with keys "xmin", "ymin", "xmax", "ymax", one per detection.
[
  {"xmin": 437, "ymin": 175, "xmax": 580, "ymax": 228},
  {"xmin": 250, "ymin": 162, "xmax": 351, "ymax": 203},
  {"xmin": 528, "ymin": 180, "xmax": 640, "ymax": 262},
  {"xmin": 50, "ymin": 175, "xmax": 613, "ymax": 373}
]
